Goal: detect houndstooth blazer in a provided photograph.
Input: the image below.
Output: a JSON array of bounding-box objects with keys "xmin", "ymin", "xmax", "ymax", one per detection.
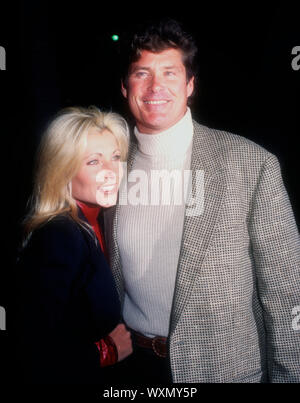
[{"xmin": 103, "ymin": 120, "xmax": 300, "ymax": 383}]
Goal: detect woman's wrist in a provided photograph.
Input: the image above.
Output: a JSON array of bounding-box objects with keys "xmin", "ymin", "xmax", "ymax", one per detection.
[{"xmin": 95, "ymin": 335, "xmax": 118, "ymax": 367}]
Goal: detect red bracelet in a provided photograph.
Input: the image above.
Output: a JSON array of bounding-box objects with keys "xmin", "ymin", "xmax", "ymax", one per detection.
[{"xmin": 95, "ymin": 335, "xmax": 118, "ymax": 367}]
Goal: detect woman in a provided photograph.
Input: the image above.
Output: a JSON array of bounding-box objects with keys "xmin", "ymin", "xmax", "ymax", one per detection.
[{"xmin": 15, "ymin": 106, "xmax": 132, "ymax": 383}]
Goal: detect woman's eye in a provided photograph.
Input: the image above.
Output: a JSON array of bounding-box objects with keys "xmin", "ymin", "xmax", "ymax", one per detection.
[
  {"xmin": 87, "ymin": 159, "xmax": 99, "ymax": 165},
  {"xmin": 113, "ymin": 154, "xmax": 121, "ymax": 161}
]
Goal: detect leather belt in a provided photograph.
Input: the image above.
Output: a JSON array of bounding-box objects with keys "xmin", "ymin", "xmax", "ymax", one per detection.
[{"xmin": 130, "ymin": 329, "xmax": 168, "ymax": 358}]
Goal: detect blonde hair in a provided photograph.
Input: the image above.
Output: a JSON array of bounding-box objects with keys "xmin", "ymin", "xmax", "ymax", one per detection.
[{"xmin": 24, "ymin": 106, "xmax": 129, "ymax": 239}]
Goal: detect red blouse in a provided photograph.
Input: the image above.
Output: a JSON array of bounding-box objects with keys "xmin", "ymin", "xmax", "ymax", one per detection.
[
  {"xmin": 76, "ymin": 201, "xmax": 108, "ymax": 260},
  {"xmin": 76, "ymin": 201, "xmax": 118, "ymax": 367}
]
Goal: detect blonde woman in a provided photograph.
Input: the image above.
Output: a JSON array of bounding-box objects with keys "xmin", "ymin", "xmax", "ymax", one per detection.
[{"xmin": 15, "ymin": 106, "xmax": 132, "ymax": 384}]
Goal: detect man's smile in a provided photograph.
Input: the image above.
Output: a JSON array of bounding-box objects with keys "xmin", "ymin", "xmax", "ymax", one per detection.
[{"xmin": 143, "ymin": 100, "xmax": 169, "ymax": 105}]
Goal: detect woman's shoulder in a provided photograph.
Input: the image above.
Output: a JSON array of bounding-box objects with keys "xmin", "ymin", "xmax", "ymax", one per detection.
[
  {"xmin": 21, "ymin": 214, "xmax": 90, "ymax": 261},
  {"xmin": 31, "ymin": 214, "xmax": 84, "ymax": 241}
]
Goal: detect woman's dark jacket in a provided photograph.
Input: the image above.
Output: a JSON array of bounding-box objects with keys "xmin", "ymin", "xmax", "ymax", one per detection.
[{"xmin": 14, "ymin": 210, "xmax": 121, "ymax": 384}]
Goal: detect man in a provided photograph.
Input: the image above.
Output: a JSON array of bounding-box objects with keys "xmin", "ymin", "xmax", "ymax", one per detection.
[{"xmin": 103, "ymin": 19, "xmax": 300, "ymax": 383}]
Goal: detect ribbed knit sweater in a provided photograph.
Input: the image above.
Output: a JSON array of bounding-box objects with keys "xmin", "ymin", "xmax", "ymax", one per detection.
[{"xmin": 117, "ymin": 109, "xmax": 194, "ymax": 337}]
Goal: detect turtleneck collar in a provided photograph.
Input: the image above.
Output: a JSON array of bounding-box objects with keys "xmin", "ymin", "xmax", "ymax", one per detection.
[
  {"xmin": 134, "ymin": 108, "xmax": 193, "ymax": 158},
  {"xmin": 76, "ymin": 200, "xmax": 101, "ymax": 224}
]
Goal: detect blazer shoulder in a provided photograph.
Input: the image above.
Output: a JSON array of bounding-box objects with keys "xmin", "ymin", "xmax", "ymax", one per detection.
[{"xmin": 193, "ymin": 120, "xmax": 275, "ymax": 164}]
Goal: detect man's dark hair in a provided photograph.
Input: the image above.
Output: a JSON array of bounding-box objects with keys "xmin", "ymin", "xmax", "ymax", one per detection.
[{"xmin": 121, "ymin": 18, "xmax": 198, "ymax": 88}]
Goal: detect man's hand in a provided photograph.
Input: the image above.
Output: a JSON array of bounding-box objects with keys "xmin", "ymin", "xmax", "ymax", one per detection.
[{"xmin": 109, "ymin": 323, "xmax": 133, "ymax": 362}]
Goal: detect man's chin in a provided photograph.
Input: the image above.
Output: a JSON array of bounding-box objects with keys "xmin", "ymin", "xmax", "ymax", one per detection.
[{"xmin": 137, "ymin": 111, "xmax": 184, "ymax": 134}]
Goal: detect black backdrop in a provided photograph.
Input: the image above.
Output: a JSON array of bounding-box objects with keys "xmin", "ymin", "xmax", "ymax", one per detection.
[{"xmin": 0, "ymin": 0, "xmax": 299, "ymax": 387}]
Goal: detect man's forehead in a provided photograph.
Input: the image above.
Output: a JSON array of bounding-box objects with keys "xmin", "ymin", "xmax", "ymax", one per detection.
[{"xmin": 130, "ymin": 48, "xmax": 185, "ymax": 70}]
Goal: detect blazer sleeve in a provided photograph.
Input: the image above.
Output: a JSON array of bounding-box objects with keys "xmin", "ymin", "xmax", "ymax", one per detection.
[
  {"xmin": 248, "ymin": 154, "xmax": 300, "ymax": 382},
  {"xmin": 15, "ymin": 218, "xmax": 119, "ymax": 384}
]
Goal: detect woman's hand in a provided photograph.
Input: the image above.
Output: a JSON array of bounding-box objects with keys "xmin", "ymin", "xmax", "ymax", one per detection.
[{"xmin": 108, "ymin": 323, "xmax": 133, "ymax": 362}]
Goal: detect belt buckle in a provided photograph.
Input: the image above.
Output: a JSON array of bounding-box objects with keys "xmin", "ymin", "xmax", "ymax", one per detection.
[{"xmin": 151, "ymin": 336, "xmax": 167, "ymax": 358}]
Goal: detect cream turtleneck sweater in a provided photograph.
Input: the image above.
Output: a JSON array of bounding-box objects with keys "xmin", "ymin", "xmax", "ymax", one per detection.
[{"xmin": 117, "ymin": 108, "xmax": 194, "ymax": 337}]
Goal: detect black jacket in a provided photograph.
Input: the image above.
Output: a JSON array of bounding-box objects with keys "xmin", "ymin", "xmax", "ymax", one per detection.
[{"xmin": 13, "ymin": 210, "xmax": 121, "ymax": 384}]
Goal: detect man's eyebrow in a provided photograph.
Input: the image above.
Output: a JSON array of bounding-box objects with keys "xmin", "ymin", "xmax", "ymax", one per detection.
[
  {"xmin": 164, "ymin": 65, "xmax": 179, "ymax": 69},
  {"xmin": 130, "ymin": 66, "xmax": 151, "ymax": 73},
  {"xmin": 130, "ymin": 65, "xmax": 181, "ymax": 73}
]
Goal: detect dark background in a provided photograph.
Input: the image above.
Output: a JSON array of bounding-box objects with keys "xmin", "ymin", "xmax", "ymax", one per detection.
[{"xmin": 0, "ymin": 1, "xmax": 299, "ymax": 385}]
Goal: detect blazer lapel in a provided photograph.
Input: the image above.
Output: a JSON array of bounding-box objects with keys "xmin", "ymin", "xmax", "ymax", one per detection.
[{"xmin": 169, "ymin": 121, "xmax": 228, "ymax": 334}]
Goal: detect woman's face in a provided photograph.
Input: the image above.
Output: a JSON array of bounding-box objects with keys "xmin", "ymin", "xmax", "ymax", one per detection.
[{"xmin": 72, "ymin": 128, "xmax": 123, "ymax": 208}]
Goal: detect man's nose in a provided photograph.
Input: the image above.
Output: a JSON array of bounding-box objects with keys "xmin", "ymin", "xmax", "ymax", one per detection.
[{"xmin": 149, "ymin": 74, "xmax": 164, "ymax": 92}]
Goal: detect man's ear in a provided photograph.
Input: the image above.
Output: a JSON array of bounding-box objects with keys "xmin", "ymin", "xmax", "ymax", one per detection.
[
  {"xmin": 121, "ymin": 81, "xmax": 127, "ymax": 98},
  {"xmin": 187, "ymin": 76, "xmax": 195, "ymax": 98}
]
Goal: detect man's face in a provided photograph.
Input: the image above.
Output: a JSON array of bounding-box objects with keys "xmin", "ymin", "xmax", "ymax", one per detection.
[{"xmin": 122, "ymin": 48, "xmax": 194, "ymax": 134}]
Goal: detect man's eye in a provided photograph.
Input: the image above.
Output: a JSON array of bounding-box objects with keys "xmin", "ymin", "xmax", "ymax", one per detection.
[
  {"xmin": 135, "ymin": 71, "xmax": 148, "ymax": 78},
  {"xmin": 165, "ymin": 71, "xmax": 175, "ymax": 77}
]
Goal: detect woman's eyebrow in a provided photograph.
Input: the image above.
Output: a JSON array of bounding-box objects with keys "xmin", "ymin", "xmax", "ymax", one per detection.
[
  {"xmin": 84, "ymin": 149, "xmax": 120, "ymax": 159},
  {"xmin": 84, "ymin": 152, "xmax": 102, "ymax": 159}
]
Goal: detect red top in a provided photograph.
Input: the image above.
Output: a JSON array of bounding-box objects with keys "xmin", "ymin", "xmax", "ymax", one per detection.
[
  {"xmin": 76, "ymin": 200, "xmax": 118, "ymax": 366},
  {"xmin": 76, "ymin": 201, "xmax": 108, "ymax": 261}
]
